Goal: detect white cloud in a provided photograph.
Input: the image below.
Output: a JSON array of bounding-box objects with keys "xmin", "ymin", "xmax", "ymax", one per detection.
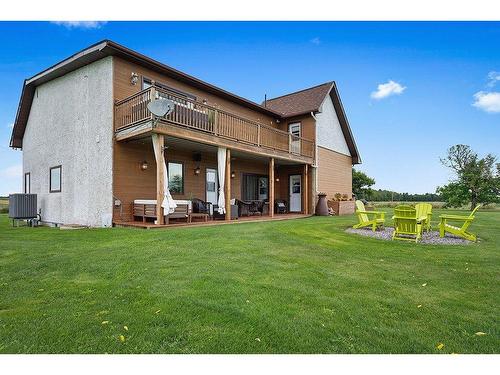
[
  {"xmin": 472, "ymin": 91, "xmax": 500, "ymax": 113},
  {"xmin": 7, "ymin": 123, "xmax": 13, "ymax": 128},
  {"xmin": 0, "ymin": 164, "xmax": 22, "ymax": 179},
  {"xmin": 310, "ymin": 37, "xmax": 321, "ymax": 45},
  {"xmin": 371, "ymin": 80, "xmax": 406, "ymax": 100},
  {"xmin": 52, "ymin": 21, "xmax": 107, "ymax": 30},
  {"xmin": 487, "ymin": 71, "xmax": 500, "ymax": 87}
]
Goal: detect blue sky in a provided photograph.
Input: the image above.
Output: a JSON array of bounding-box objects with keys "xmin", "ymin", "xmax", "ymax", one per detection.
[{"xmin": 1, "ymin": 21, "xmax": 499, "ymax": 195}]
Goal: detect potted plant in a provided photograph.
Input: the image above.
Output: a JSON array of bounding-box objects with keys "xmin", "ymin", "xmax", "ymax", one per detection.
[{"xmin": 327, "ymin": 193, "xmax": 356, "ymax": 216}]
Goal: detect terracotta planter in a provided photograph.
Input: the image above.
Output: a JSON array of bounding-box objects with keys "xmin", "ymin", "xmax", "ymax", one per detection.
[
  {"xmin": 328, "ymin": 200, "xmax": 355, "ymax": 216},
  {"xmin": 315, "ymin": 193, "xmax": 329, "ymax": 216}
]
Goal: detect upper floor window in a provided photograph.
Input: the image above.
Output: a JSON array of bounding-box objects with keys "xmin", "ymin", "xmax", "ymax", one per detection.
[
  {"xmin": 24, "ymin": 172, "xmax": 30, "ymax": 194},
  {"xmin": 168, "ymin": 161, "xmax": 184, "ymax": 195},
  {"xmin": 288, "ymin": 122, "xmax": 301, "ymax": 154},
  {"xmin": 288, "ymin": 122, "xmax": 301, "ymax": 137},
  {"xmin": 142, "ymin": 77, "xmax": 196, "ymax": 101},
  {"xmin": 49, "ymin": 165, "xmax": 62, "ymax": 193}
]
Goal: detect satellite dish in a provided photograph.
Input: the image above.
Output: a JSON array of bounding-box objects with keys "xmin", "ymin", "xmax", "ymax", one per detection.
[{"xmin": 147, "ymin": 98, "xmax": 175, "ymax": 117}]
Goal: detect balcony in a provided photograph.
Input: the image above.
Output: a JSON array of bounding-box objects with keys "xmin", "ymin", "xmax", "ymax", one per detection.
[{"xmin": 114, "ymin": 86, "xmax": 315, "ymax": 163}]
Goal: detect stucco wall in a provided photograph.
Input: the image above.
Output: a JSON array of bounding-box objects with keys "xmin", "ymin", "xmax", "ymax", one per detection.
[
  {"xmin": 22, "ymin": 57, "xmax": 114, "ymax": 227},
  {"xmin": 315, "ymin": 95, "xmax": 351, "ymax": 156}
]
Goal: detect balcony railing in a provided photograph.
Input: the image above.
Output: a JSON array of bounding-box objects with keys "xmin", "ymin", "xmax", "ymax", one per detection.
[{"xmin": 114, "ymin": 86, "xmax": 315, "ymax": 159}]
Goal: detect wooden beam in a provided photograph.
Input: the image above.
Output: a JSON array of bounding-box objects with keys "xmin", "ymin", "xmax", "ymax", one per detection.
[
  {"xmin": 154, "ymin": 134, "xmax": 165, "ymax": 225},
  {"xmin": 152, "ymin": 123, "xmax": 314, "ymax": 165},
  {"xmin": 225, "ymin": 148, "xmax": 231, "ymax": 221},
  {"xmin": 304, "ymin": 164, "xmax": 309, "ymax": 214},
  {"xmin": 269, "ymin": 158, "xmax": 275, "ymax": 218}
]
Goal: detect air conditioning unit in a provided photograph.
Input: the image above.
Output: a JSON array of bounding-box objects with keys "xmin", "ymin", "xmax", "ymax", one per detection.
[{"xmin": 9, "ymin": 194, "xmax": 37, "ymax": 219}]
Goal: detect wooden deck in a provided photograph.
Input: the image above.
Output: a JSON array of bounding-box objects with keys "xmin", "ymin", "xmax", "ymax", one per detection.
[
  {"xmin": 114, "ymin": 86, "xmax": 315, "ymax": 163},
  {"xmin": 113, "ymin": 213, "xmax": 312, "ymax": 229}
]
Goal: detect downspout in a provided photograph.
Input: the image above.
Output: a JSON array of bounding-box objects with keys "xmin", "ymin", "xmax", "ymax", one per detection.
[
  {"xmin": 310, "ymin": 111, "xmax": 318, "ymax": 168},
  {"xmin": 310, "ymin": 111, "xmax": 319, "ymax": 207}
]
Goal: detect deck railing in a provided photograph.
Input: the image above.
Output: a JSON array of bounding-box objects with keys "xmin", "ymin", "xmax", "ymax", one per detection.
[{"xmin": 114, "ymin": 86, "xmax": 315, "ymax": 159}]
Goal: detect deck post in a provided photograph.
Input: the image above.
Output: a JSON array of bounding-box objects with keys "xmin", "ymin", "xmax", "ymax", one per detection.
[
  {"xmin": 304, "ymin": 164, "xmax": 309, "ymax": 214},
  {"xmin": 269, "ymin": 157, "xmax": 275, "ymax": 218},
  {"xmin": 154, "ymin": 133, "xmax": 165, "ymax": 225},
  {"xmin": 225, "ymin": 148, "xmax": 231, "ymax": 221}
]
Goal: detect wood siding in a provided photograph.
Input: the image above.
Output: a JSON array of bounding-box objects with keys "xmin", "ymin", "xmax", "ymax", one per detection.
[
  {"xmin": 113, "ymin": 57, "xmax": 279, "ymax": 129},
  {"xmin": 111, "ymin": 56, "xmax": 336, "ymax": 220},
  {"xmin": 113, "ymin": 140, "xmax": 273, "ymax": 221},
  {"xmin": 317, "ymin": 146, "xmax": 353, "ymax": 200},
  {"xmin": 278, "ymin": 114, "xmax": 316, "ymax": 144}
]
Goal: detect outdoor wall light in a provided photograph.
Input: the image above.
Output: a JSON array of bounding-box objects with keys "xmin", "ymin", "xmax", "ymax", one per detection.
[
  {"xmin": 231, "ymin": 171, "xmax": 236, "ymax": 179},
  {"xmin": 140, "ymin": 161, "xmax": 148, "ymax": 171},
  {"xmin": 194, "ymin": 166, "xmax": 201, "ymax": 175},
  {"xmin": 131, "ymin": 72, "xmax": 139, "ymax": 85},
  {"xmin": 276, "ymin": 177, "xmax": 280, "ymax": 182}
]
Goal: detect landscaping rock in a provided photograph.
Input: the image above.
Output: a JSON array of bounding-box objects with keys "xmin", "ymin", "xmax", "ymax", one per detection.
[{"xmin": 345, "ymin": 227, "xmax": 472, "ymax": 245}]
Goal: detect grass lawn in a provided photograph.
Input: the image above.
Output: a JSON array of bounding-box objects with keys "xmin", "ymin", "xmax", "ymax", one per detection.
[{"xmin": 0, "ymin": 210, "xmax": 498, "ymax": 354}]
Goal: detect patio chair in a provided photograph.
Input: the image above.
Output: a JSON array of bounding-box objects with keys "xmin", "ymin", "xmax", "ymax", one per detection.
[
  {"xmin": 275, "ymin": 199, "xmax": 287, "ymax": 214},
  {"xmin": 415, "ymin": 203, "xmax": 433, "ymax": 232},
  {"xmin": 353, "ymin": 200, "xmax": 385, "ymax": 232},
  {"xmin": 191, "ymin": 198, "xmax": 212, "ymax": 217},
  {"xmin": 392, "ymin": 205, "xmax": 423, "ymax": 243},
  {"xmin": 439, "ymin": 205, "xmax": 481, "ymax": 242}
]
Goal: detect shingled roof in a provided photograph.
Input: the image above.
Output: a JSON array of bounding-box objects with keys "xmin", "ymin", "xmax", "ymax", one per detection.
[
  {"xmin": 264, "ymin": 82, "xmax": 334, "ymax": 117},
  {"xmin": 265, "ymin": 82, "xmax": 361, "ymax": 164}
]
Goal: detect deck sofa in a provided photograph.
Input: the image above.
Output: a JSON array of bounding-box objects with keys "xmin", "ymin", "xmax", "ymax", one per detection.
[{"xmin": 133, "ymin": 199, "xmax": 192, "ymax": 223}]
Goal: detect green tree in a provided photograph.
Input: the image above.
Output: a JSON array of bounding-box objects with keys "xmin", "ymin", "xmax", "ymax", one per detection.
[
  {"xmin": 437, "ymin": 144, "xmax": 500, "ymax": 209},
  {"xmin": 352, "ymin": 168, "xmax": 376, "ymax": 199}
]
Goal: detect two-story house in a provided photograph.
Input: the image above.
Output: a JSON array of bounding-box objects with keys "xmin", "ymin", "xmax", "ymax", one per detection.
[{"xmin": 10, "ymin": 40, "xmax": 360, "ymax": 227}]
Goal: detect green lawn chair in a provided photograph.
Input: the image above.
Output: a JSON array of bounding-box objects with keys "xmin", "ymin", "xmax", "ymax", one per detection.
[
  {"xmin": 439, "ymin": 205, "xmax": 481, "ymax": 242},
  {"xmin": 415, "ymin": 203, "xmax": 433, "ymax": 232},
  {"xmin": 392, "ymin": 205, "xmax": 423, "ymax": 243},
  {"xmin": 353, "ymin": 200, "xmax": 385, "ymax": 232}
]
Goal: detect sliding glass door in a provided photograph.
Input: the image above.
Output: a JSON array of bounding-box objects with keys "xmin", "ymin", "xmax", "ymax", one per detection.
[{"xmin": 242, "ymin": 174, "xmax": 268, "ymax": 201}]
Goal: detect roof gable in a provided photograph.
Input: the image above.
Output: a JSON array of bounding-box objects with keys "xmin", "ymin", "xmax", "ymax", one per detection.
[
  {"xmin": 264, "ymin": 82, "xmax": 333, "ymax": 117},
  {"xmin": 266, "ymin": 82, "xmax": 360, "ymax": 164}
]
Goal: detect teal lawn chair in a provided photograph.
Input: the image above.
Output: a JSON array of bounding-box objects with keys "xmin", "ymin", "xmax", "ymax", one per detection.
[{"xmin": 392, "ymin": 205, "xmax": 423, "ymax": 243}]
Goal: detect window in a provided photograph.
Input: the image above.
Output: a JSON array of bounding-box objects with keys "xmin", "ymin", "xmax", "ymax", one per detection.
[
  {"xmin": 49, "ymin": 166, "xmax": 62, "ymax": 193},
  {"xmin": 24, "ymin": 172, "xmax": 30, "ymax": 194},
  {"xmin": 242, "ymin": 174, "xmax": 268, "ymax": 201},
  {"xmin": 288, "ymin": 122, "xmax": 301, "ymax": 154},
  {"xmin": 168, "ymin": 162, "xmax": 184, "ymax": 194},
  {"xmin": 142, "ymin": 77, "xmax": 196, "ymax": 100}
]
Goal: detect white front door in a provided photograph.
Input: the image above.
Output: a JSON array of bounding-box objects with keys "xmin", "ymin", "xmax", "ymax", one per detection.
[
  {"xmin": 289, "ymin": 174, "xmax": 302, "ymax": 212},
  {"xmin": 206, "ymin": 168, "xmax": 218, "ymax": 215},
  {"xmin": 288, "ymin": 122, "xmax": 301, "ymax": 154}
]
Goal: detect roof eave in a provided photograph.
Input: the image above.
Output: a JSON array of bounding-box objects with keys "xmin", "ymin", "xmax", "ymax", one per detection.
[
  {"xmin": 329, "ymin": 82, "xmax": 361, "ymax": 164},
  {"xmin": 10, "ymin": 39, "xmax": 283, "ymax": 149}
]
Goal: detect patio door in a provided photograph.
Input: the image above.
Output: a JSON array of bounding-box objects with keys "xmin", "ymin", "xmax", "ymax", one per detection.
[
  {"xmin": 288, "ymin": 122, "xmax": 301, "ymax": 154},
  {"xmin": 206, "ymin": 168, "xmax": 218, "ymax": 215},
  {"xmin": 289, "ymin": 174, "xmax": 302, "ymax": 212}
]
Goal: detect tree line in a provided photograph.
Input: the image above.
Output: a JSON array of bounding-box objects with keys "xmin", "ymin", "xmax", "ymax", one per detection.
[{"xmin": 352, "ymin": 144, "xmax": 499, "ymax": 209}]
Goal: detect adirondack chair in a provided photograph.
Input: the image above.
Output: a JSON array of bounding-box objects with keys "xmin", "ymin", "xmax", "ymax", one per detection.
[
  {"xmin": 439, "ymin": 205, "xmax": 481, "ymax": 242},
  {"xmin": 415, "ymin": 203, "xmax": 433, "ymax": 232},
  {"xmin": 353, "ymin": 200, "xmax": 385, "ymax": 232},
  {"xmin": 392, "ymin": 205, "xmax": 423, "ymax": 243}
]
